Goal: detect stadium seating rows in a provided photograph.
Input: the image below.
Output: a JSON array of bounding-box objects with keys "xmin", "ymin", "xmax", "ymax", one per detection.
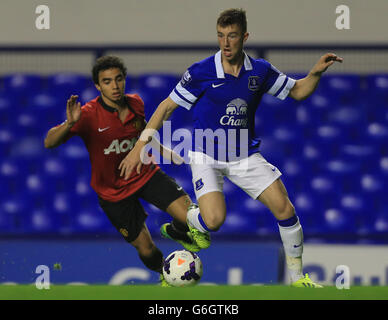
[{"xmin": 0, "ymin": 72, "xmax": 387, "ymax": 241}]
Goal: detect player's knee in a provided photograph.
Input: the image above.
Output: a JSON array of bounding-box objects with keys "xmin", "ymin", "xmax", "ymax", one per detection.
[
  {"xmin": 203, "ymin": 214, "xmax": 225, "ymax": 231},
  {"xmin": 275, "ymin": 201, "xmax": 295, "ymax": 220}
]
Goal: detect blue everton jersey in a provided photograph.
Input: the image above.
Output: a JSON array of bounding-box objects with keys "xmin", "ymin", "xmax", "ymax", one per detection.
[{"xmin": 169, "ymin": 51, "xmax": 296, "ymax": 161}]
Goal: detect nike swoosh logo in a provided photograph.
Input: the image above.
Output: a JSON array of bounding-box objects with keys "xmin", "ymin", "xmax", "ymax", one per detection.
[
  {"xmin": 212, "ymin": 83, "xmax": 225, "ymax": 88},
  {"xmin": 177, "ymin": 187, "xmax": 183, "ymax": 191},
  {"xmin": 98, "ymin": 127, "xmax": 110, "ymax": 132},
  {"xmin": 271, "ymin": 167, "xmax": 276, "ymax": 172},
  {"xmin": 293, "ymin": 243, "xmax": 303, "ymax": 248}
]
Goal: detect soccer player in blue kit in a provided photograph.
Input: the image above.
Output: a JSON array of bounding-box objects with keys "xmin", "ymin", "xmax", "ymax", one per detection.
[{"xmin": 121, "ymin": 8, "xmax": 343, "ymax": 287}]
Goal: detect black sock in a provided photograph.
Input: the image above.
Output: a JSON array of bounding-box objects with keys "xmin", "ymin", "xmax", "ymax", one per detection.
[
  {"xmin": 139, "ymin": 247, "xmax": 164, "ymax": 273},
  {"xmin": 167, "ymin": 219, "xmax": 191, "ymax": 242},
  {"xmin": 172, "ymin": 219, "xmax": 189, "ymax": 233}
]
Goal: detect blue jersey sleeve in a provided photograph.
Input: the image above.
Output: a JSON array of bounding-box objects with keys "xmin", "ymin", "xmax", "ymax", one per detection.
[
  {"xmin": 169, "ymin": 64, "xmax": 205, "ymax": 110},
  {"xmin": 262, "ymin": 61, "xmax": 296, "ymax": 100}
]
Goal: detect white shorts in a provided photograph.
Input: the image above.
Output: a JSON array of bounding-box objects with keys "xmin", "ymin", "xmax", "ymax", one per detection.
[{"xmin": 189, "ymin": 151, "xmax": 282, "ymax": 200}]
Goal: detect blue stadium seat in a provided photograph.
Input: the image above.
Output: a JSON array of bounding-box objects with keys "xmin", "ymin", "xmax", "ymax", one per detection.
[
  {"xmin": 340, "ymin": 144, "xmax": 378, "ymax": 163},
  {"xmin": 59, "ymin": 139, "xmax": 89, "ymax": 161},
  {"xmin": 2, "ymin": 73, "xmax": 43, "ymax": 98},
  {"xmin": 237, "ymin": 199, "xmax": 278, "ymax": 236},
  {"xmin": 340, "ymin": 193, "xmax": 367, "ymax": 214},
  {"xmin": 26, "ymin": 208, "xmax": 61, "ymax": 234},
  {"xmin": 280, "ymin": 157, "xmax": 311, "ymax": 192},
  {"xmin": 366, "ymin": 122, "xmax": 388, "ymax": 148},
  {"xmin": 52, "ymin": 192, "xmax": 73, "ymax": 215},
  {"xmin": 293, "ymin": 192, "xmax": 326, "ymax": 236},
  {"xmin": 339, "ymin": 193, "xmax": 373, "ymax": 236},
  {"xmin": 264, "ymin": 125, "xmax": 303, "ymax": 158},
  {"xmin": 0, "ymin": 129, "xmax": 14, "ymax": 158},
  {"xmin": 323, "ymin": 207, "xmax": 356, "ymax": 235},
  {"xmin": 0, "ymin": 196, "xmax": 28, "ymax": 234},
  {"xmin": 301, "ymin": 92, "xmax": 335, "ymax": 124},
  {"xmin": 10, "ymin": 136, "xmax": 45, "ymax": 158},
  {"xmin": 373, "ymin": 210, "xmax": 388, "ymax": 234},
  {"xmin": 365, "ymin": 74, "xmax": 388, "ymax": 106},
  {"xmin": 0, "ymin": 159, "xmax": 25, "ymax": 196},
  {"xmin": 218, "ymin": 210, "xmax": 259, "ymax": 235},
  {"xmin": 311, "ymin": 124, "xmax": 345, "ymax": 156},
  {"xmin": 319, "ymin": 74, "xmax": 361, "ymax": 105},
  {"xmin": 295, "ymin": 103, "xmax": 316, "ymax": 136},
  {"xmin": 301, "ymin": 144, "xmax": 327, "ymax": 170},
  {"xmin": 260, "ymin": 94, "xmax": 297, "ymax": 124},
  {"xmin": 137, "ymin": 73, "xmax": 179, "ymax": 106},
  {"xmin": 71, "ymin": 174, "xmax": 92, "ymax": 197},
  {"xmin": 24, "ymin": 173, "xmax": 47, "ymax": 196},
  {"xmin": 327, "ymin": 105, "xmax": 367, "ymax": 140},
  {"xmin": 80, "ymin": 87, "xmax": 99, "ymax": 104},
  {"xmin": 74, "ymin": 200, "xmax": 114, "ymax": 234},
  {"xmin": 42, "ymin": 157, "xmax": 76, "ymax": 193},
  {"xmin": 46, "ymin": 73, "xmax": 89, "ymax": 100},
  {"xmin": 361, "ymin": 173, "xmax": 385, "ymax": 193},
  {"xmin": 13, "ymin": 110, "xmax": 43, "ymax": 136},
  {"xmin": 360, "ymin": 174, "xmax": 385, "ymax": 212},
  {"xmin": 322, "ymin": 159, "xmax": 364, "ymax": 195},
  {"xmin": 50, "ymin": 192, "xmax": 80, "ymax": 234},
  {"xmin": 380, "ymin": 157, "xmax": 388, "ymax": 177},
  {"xmin": 259, "ymin": 136, "xmax": 288, "ymax": 166},
  {"xmin": 0, "ymin": 94, "xmax": 14, "ymax": 128},
  {"xmin": 324, "ymin": 158, "xmax": 361, "ymax": 177},
  {"xmin": 28, "ymin": 92, "xmax": 63, "ymax": 127},
  {"xmin": 309, "ymin": 175, "xmax": 340, "ymax": 208}
]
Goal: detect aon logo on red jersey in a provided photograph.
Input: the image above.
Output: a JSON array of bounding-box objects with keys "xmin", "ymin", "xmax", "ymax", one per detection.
[{"xmin": 104, "ymin": 138, "xmax": 137, "ymax": 155}]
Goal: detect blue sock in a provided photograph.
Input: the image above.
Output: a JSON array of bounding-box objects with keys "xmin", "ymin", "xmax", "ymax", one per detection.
[
  {"xmin": 277, "ymin": 215, "xmax": 298, "ymax": 227},
  {"xmin": 198, "ymin": 212, "xmax": 212, "ymax": 232}
]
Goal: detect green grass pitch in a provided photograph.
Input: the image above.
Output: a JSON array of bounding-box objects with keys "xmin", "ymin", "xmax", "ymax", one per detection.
[{"xmin": 2, "ymin": 284, "xmax": 388, "ymax": 300}]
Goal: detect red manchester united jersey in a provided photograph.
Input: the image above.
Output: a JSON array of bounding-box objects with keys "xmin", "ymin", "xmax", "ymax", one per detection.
[{"xmin": 63, "ymin": 94, "xmax": 159, "ymax": 202}]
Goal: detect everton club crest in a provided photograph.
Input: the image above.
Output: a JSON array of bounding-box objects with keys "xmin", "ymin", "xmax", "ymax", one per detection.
[{"xmin": 248, "ymin": 76, "xmax": 260, "ymax": 91}]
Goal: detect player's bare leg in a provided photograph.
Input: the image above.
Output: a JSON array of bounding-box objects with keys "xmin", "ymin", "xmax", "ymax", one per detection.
[
  {"xmin": 198, "ymin": 191, "xmax": 227, "ymax": 231},
  {"xmin": 258, "ymin": 178, "xmax": 322, "ymax": 287},
  {"xmin": 186, "ymin": 191, "xmax": 226, "ymax": 249},
  {"xmin": 131, "ymin": 223, "xmax": 164, "ymax": 273},
  {"xmin": 161, "ymin": 195, "xmax": 200, "ymax": 252},
  {"xmin": 130, "ymin": 223, "xmax": 170, "ymax": 286}
]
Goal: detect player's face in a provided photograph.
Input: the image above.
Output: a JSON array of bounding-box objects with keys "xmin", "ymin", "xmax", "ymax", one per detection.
[
  {"xmin": 95, "ymin": 68, "xmax": 126, "ymax": 104},
  {"xmin": 217, "ymin": 24, "xmax": 249, "ymax": 63}
]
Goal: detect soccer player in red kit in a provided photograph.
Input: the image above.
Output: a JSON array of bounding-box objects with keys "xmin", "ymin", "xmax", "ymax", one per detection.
[{"xmin": 44, "ymin": 55, "xmax": 198, "ymax": 286}]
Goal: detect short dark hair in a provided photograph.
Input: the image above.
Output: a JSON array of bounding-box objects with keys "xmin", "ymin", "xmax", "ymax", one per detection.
[
  {"xmin": 92, "ymin": 55, "xmax": 127, "ymax": 84},
  {"xmin": 217, "ymin": 8, "xmax": 247, "ymax": 34}
]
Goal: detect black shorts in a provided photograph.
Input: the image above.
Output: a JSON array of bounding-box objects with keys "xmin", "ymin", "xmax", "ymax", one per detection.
[{"xmin": 98, "ymin": 170, "xmax": 187, "ymax": 243}]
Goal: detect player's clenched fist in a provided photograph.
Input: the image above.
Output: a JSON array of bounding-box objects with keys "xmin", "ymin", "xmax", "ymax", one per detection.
[{"xmin": 66, "ymin": 95, "xmax": 81, "ymax": 127}]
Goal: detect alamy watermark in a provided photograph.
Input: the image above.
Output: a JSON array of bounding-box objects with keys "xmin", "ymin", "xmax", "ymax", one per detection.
[
  {"xmin": 137, "ymin": 121, "xmax": 250, "ymax": 167},
  {"xmin": 335, "ymin": 265, "xmax": 350, "ymax": 289},
  {"xmin": 335, "ymin": 5, "xmax": 350, "ymax": 30},
  {"xmin": 35, "ymin": 265, "xmax": 50, "ymax": 289},
  {"xmin": 35, "ymin": 5, "xmax": 50, "ymax": 30}
]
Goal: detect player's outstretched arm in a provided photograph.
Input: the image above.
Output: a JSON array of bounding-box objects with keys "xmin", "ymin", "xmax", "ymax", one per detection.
[
  {"xmin": 289, "ymin": 53, "xmax": 343, "ymax": 101},
  {"xmin": 44, "ymin": 95, "xmax": 81, "ymax": 148},
  {"xmin": 119, "ymin": 97, "xmax": 179, "ymax": 179},
  {"xmin": 149, "ymin": 135, "xmax": 185, "ymax": 165}
]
